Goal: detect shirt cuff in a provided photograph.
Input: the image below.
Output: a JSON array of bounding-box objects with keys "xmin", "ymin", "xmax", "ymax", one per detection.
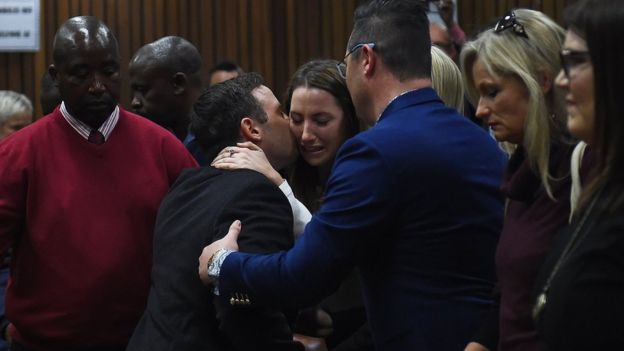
[
  {"xmin": 208, "ymin": 248, "xmax": 234, "ymax": 295},
  {"xmin": 278, "ymin": 178, "xmax": 292, "ymax": 195}
]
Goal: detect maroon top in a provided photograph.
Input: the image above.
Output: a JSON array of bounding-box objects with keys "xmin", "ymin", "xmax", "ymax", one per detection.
[
  {"xmin": 496, "ymin": 144, "xmax": 574, "ymax": 351},
  {"xmin": 0, "ymin": 108, "xmax": 197, "ymax": 349}
]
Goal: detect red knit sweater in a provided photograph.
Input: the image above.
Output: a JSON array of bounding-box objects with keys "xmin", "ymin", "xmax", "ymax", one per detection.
[{"xmin": 0, "ymin": 107, "xmax": 197, "ymax": 350}]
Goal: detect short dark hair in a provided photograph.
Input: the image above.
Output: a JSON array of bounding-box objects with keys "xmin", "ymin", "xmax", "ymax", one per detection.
[
  {"xmin": 348, "ymin": 0, "xmax": 431, "ymax": 81},
  {"xmin": 190, "ymin": 72, "xmax": 267, "ymax": 160},
  {"xmin": 564, "ymin": 0, "xmax": 624, "ymax": 212},
  {"xmin": 208, "ymin": 61, "xmax": 244, "ymax": 76}
]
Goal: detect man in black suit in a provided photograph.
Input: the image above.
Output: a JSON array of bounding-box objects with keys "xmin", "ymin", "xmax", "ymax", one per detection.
[{"xmin": 126, "ymin": 73, "xmax": 301, "ymax": 351}]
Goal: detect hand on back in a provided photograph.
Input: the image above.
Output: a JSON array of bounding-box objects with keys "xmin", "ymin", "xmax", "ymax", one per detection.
[{"xmin": 212, "ymin": 142, "xmax": 284, "ymax": 186}]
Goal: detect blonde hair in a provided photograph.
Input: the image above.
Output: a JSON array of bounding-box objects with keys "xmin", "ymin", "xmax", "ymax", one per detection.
[
  {"xmin": 431, "ymin": 46, "xmax": 464, "ymax": 113},
  {"xmin": 0, "ymin": 90, "xmax": 32, "ymax": 124},
  {"xmin": 460, "ymin": 9, "xmax": 568, "ymax": 198}
]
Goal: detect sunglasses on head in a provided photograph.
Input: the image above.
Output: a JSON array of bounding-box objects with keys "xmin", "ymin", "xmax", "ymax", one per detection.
[{"xmin": 494, "ymin": 11, "xmax": 529, "ymax": 39}]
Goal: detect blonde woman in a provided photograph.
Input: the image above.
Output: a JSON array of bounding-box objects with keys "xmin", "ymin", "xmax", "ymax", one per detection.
[
  {"xmin": 431, "ymin": 45, "xmax": 464, "ymax": 113},
  {"xmin": 0, "ymin": 90, "xmax": 33, "ymax": 140},
  {"xmin": 461, "ymin": 9, "xmax": 575, "ymax": 351}
]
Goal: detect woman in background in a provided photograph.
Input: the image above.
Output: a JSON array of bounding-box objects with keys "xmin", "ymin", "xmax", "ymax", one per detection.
[
  {"xmin": 534, "ymin": 0, "xmax": 624, "ymax": 349},
  {"xmin": 431, "ymin": 45, "xmax": 464, "ymax": 114},
  {"xmin": 460, "ymin": 9, "xmax": 573, "ymax": 351},
  {"xmin": 0, "ymin": 91, "xmax": 33, "ymax": 140}
]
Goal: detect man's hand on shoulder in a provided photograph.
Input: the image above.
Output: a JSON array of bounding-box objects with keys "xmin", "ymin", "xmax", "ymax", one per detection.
[{"xmin": 198, "ymin": 220, "xmax": 242, "ymax": 286}]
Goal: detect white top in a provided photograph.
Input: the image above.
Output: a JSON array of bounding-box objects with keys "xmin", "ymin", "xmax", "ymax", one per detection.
[
  {"xmin": 278, "ymin": 179, "xmax": 312, "ymax": 238},
  {"xmin": 569, "ymin": 141, "xmax": 588, "ymax": 222}
]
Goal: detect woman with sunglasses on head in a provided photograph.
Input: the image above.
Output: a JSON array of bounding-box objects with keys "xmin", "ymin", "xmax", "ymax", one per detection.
[
  {"xmin": 532, "ymin": 1, "xmax": 624, "ymax": 349},
  {"xmin": 212, "ymin": 59, "xmax": 370, "ymax": 351},
  {"xmin": 460, "ymin": 9, "xmax": 575, "ymax": 351}
]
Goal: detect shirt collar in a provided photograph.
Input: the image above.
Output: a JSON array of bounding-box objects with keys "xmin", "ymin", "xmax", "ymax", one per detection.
[
  {"xmin": 376, "ymin": 87, "xmax": 440, "ymax": 124},
  {"xmin": 60, "ymin": 101, "xmax": 120, "ymax": 141}
]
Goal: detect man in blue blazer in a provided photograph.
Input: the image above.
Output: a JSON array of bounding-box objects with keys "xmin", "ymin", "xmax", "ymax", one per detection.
[{"xmin": 199, "ymin": 1, "xmax": 507, "ymax": 350}]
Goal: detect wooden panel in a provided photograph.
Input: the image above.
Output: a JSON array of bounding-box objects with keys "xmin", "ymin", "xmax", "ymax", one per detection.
[
  {"xmin": 459, "ymin": 0, "xmax": 576, "ymax": 37},
  {"xmin": 154, "ymin": 0, "xmax": 165, "ymax": 39},
  {"xmin": 143, "ymin": 0, "xmax": 155, "ymax": 43},
  {"xmin": 237, "ymin": 0, "xmax": 249, "ymax": 70},
  {"xmin": 178, "ymin": 0, "xmax": 188, "ymax": 39},
  {"xmin": 8, "ymin": 55, "xmax": 22, "ymax": 94},
  {"xmin": 2, "ymin": 0, "xmax": 357, "ymax": 117},
  {"xmin": 0, "ymin": 0, "xmax": 578, "ymax": 120},
  {"xmin": 222, "ymin": 0, "xmax": 238, "ymax": 61},
  {"xmin": 285, "ymin": 0, "xmax": 297, "ymax": 76},
  {"xmin": 188, "ymin": 0, "xmax": 200, "ymax": 49},
  {"xmin": 80, "ymin": 0, "xmax": 91, "ymax": 15},
  {"xmin": 0, "ymin": 55, "xmax": 6, "ymax": 89},
  {"xmin": 91, "ymin": 0, "xmax": 105, "ymax": 21},
  {"xmin": 166, "ymin": 0, "xmax": 179, "ymax": 34}
]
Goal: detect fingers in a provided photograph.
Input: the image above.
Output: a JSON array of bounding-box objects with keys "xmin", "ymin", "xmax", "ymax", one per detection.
[
  {"xmin": 197, "ymin": 219, "xmax": 242, "ymax": 285},
  {"xmin": 211, "ymin": 161, "xmax": 236, "ymax": 170},
  {"xmin": 212, "ymin": 147, "xmax": 247, "ymax": 165},
  {"xmin": 236, "ymin": 141, "xmax": 262, "ymax": 151},
  {"xmin": 211, "ymin": 154, "xmax": 251, "ymax": 169},
  {"xmin": 224, "ymin": 220, "xmax": 241, "ymax": 249}
]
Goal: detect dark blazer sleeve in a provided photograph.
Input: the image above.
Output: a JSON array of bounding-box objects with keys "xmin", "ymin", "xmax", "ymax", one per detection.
[{"xmin": 212, "ymin": 172, "xmax": 303, "ymax": 351}]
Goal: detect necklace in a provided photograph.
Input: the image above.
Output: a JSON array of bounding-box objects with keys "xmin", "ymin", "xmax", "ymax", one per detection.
[
  {"xmin": 375, "ymin": 88, "xmax": 420, "ymax": 124},
  {"xmin": 532, "ymin": 189, "xmax": 603, "ymax": 322}
]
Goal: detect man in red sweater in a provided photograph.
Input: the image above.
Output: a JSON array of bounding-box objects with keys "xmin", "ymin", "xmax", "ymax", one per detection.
[{"xmin": 0, "ymin": 16, "xmax": 197, "ymax": 351}]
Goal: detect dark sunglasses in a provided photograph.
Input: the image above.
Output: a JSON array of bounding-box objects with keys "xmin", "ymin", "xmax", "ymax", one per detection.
[
  {"xmin": 560, "ymin": 49, "xmax": 591, "ymax": 77},
  {"xmin": 494, "ymin": 11, "xmax": 529, "ymax": 39}
]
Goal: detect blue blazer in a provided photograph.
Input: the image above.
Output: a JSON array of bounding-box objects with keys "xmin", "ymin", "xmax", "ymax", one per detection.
[{"xmin": 219, "ymin": 88, "xmax": 507, "ymax": 350}]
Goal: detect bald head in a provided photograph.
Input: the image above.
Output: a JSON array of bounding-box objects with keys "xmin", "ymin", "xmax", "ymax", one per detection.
[
  {"xmin": 131, "ymin": 36, "xmax": 202, "ymax": 82},
  {"xmin": 129, "ymin": 36, "xmax": 204, "ymax": 140},
  {"xmin": 52, "ymin": 16, "xmax": 119, "ymax": 66},
  {"xmin": 49, "ymin": 16, "xmax": 121, "ymax": 129}
]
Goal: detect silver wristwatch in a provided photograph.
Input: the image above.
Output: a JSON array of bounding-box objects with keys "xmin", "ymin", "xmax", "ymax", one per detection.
[{"xmin": 207, "ymin": 248, "xmax": 233, "ymax": 294}]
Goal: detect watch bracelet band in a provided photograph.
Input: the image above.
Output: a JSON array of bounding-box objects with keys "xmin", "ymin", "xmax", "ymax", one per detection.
[{"xmin": 207, "ymin": 248, "xmax": 234, "ymax": 295}]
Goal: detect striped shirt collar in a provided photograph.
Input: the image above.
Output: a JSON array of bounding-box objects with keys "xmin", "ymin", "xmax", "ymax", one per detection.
[{"xmin": 59, "ymin": 101, "xmax": 120, "ymax": 141}]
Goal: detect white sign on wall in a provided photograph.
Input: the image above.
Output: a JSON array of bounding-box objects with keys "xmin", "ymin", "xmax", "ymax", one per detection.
[{"xmin": 0, "ymin": 0, "xmax": 40, "ymax": 52}]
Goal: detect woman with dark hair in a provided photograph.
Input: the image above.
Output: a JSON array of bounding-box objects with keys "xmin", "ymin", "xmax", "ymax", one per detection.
[
  {"xmin": 532, "ymin": 0, "xmax": 624, "ymax": 349},
  {"xmin": 283, "ymin": 60, "xmax": 360, "ymax": 213}
]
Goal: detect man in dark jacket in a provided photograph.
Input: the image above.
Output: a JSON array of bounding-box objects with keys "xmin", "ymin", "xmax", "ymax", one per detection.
[{"xmin": 126, "ymin": 73, "xmax": 301, "ymax": 351}]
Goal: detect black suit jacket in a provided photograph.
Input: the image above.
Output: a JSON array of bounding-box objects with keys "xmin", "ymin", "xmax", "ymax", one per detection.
[{"xmin": 127, "ymin": 167, "xmax": 303, "ymax": 351}]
